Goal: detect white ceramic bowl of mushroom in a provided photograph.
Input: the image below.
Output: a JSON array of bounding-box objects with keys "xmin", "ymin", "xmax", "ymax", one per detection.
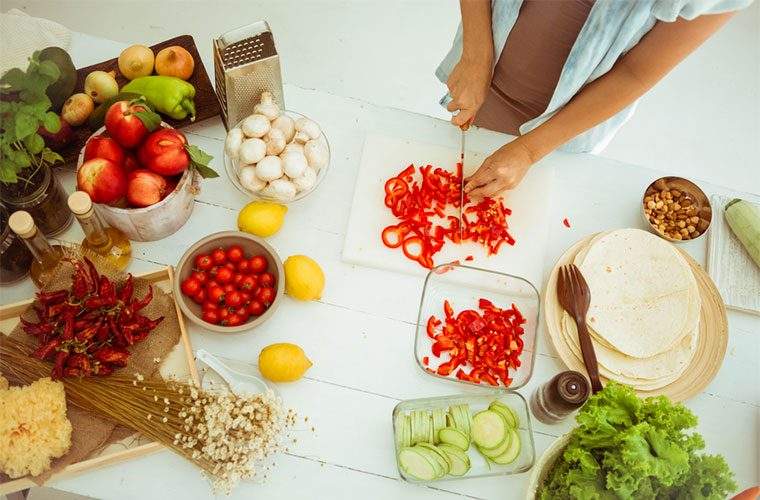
[{"xmin": 223, "ymin": 92, "xmax": 330, "ymax": 203}]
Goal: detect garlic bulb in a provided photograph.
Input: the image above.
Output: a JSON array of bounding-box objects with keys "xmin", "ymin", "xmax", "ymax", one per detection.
[
  {"xmin": 238, "ymin": 165, "xmax": 266, "ymax": 192},
  {"xmin": 294, "ymin": 117, "xmax": 321, "ymax": 143},
  {"xmin": 255, "ymin": 155, "xmax": 284, "ymax": 181},
  {"xmin": 253, "ymin": 91, "xmax": 280, "ymax": 120},
  {"xmin": 292, "ymin": 166, "xmax": 317, "ymax": 191},
  {"xmin": 271, "ymin": 114, "xmax": 296, "ymax": 142},
  {"xmin": 264, "ymin": 178, "xmax": 297, "ymax": 201},
  {"xmin": 264, "ymin": 128, "xmax": 286, "ymax": 155},
  {"xmin": 303, "ymin": 140, "xmax": 329, "ymax": 170},
  {"xmin": 241, "ymin": 114, "xmax": 270, "ymax": 138},
  {"xmin": 224, "ymin": 128, "xmax": 244, "ymax": 158},
  {"xmin": 238, "ymin": 138, "xmax": 266, "ymax": 165},
  {"xmin": 282, "ymin": 152, "xmax": 308, "ymax": 179},
  {"xmin": 282, "ymin": 142, "xmax": 304, "ymax": 155}
]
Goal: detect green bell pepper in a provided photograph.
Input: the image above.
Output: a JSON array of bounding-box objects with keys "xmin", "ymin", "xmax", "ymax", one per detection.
[{"xmin": 121, "ymin": 76, "xmax": 196, "ymax": 121}]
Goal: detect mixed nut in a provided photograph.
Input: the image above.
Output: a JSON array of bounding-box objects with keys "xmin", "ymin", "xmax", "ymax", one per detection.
[{"xmin": 643, "ymin": 178, "xmax": 711, "ymax": 241}]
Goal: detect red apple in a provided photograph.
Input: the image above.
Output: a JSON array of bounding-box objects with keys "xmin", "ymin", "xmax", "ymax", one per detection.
[
  {"xmin": 127, "ymin": 169, "xmax": 168, "ymax": 207},
  {"xmin": 123, "ymin": 153, "xmax": 140, "ymax": 173},
  {"xmin": 105, "ymin": 101, "xmax": 152, "ymax": 149},
  {"xmin": 138, "ymin": 128, "xmax": 189, "ymax": 176},
  {"xmin": 77, "ymin": 158, "xmax": 127, "ymax": 204},
  {"xmin": 38, "ymin": 117, "xmax": 73, "ymax": 151},
  {"xmin": 83, "ymin": 135, "xmax": 125, "ymax": 166}
]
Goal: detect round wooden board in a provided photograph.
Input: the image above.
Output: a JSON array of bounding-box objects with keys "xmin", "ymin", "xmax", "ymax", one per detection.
[{"xmin": 543, "ymin": 233, "xmax": 728, "ymax": 402}]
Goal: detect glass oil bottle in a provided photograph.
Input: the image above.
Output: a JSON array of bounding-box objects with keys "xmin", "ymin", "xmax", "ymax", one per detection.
[{"xmin": 68, "ymin": 191, "xmax": 132, "ymax": 270}]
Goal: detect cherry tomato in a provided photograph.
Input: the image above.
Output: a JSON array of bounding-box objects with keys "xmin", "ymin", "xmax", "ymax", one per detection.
[
  {"xmin": 240, "ymin": 290, "xmax": 252, "ymax": 304},
  {"xmin": 247, "ymin": 300, "xmax": 265, "ymax": 316},
  {"xmin": 225, "ymin": 313, "xmax": 243, "ymax": 327},
  {"xmin": 258, "ymin": 272, "xmax": 275, "ymax": 288},
  {"xmin": 202, "ymin": 310, "xmax": 220, "ymax": 325},
  {"xmin": 207, "ymin": 286, "xmax": 225, "ymax": 304},
  {"xmin": 181, "ymin": 277, "xmax": 201, "ymax": 296},
  {"xmin": 191, "ymin": 289, "xmax": 206, "ymax": 304},
  {"xmin": 256, "ymin": 287, "xmax": 275, "ymax": 305},
  {"xmin": 191, "ymin": 270, "xmax": 207, "ymax": 284},
  {"xmin": 232, "ymin": 273, "xmax": 244, "ymax": 286},
  {"xmin": 240, "ymin": 275, "xmax": 257, "ymax": 290},
  {"xmin": 205, "ymin": 279, "xmax": 220, "ymax": 290},
  {"xmin": 249, "ymin": 255, "xmax": 267, "ymax": 274},
  {"xmin": 225, "ymin": 262, "xmax": 236, "ymax": 270},
  {"xmin": 223, "ymin": 283, "xmax": 236, "ymax": 294},
  {"xmin": 233, "ymin": 306, "xmax": 250, "ymax": 322},
  {"xmin": 215, "ymin": 267, "xmax": 233, "ymax": 284},
  {"xmin": 202, "ymin": 301, "xmax": 218, "ymax": 313},
  {"xmin": 211, "ymin": 247, "xmax": 227, "ymax": 266},
  {"xmin": 218, "ymin": 307, "xmax": 231, "ymax": 322},
  {"xmin": 237, "ymin": 259, "xmax": 252, "ymax": 274},
  {"xmin": 225, "ymin": 290, "xmax": 243, "ymax": 308},
  {"xmin": 194, "ymin": 253, "xmax": 213, "ymax": 271},
  {"xmin": 226, "ymin": 245, "xmax": 245, "ymax": 263}
]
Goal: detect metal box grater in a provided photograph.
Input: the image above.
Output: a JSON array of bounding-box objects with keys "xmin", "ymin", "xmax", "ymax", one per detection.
[{"xmin": 213, "ymin": 21, "xmax": 284, "ymax": 130}]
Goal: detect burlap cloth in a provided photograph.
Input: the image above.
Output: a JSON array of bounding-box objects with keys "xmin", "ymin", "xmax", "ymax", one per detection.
[{"xmin": 0, "ymin": 254, "xmax": 181, "ymax": 485}]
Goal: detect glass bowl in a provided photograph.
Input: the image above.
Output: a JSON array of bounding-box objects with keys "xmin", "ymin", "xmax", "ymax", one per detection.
[
  {"xmin": 223, "ymin": 110, "xmax": 330, "ymax": 203},
  {"xmin": 392, "ymin": 392, "xmax": 536, "ymax": 483},
  {"xmin": 414, "ymin": 263, "xmax": 539, "ymax": 390}
]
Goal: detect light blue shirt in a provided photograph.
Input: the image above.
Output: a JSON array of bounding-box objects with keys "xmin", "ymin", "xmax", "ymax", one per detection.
[{"xmin": 436, "ymin": 0, "xmax": 753, "ymax": 153}]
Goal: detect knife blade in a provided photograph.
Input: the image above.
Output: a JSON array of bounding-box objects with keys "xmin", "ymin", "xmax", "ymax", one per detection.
[{"xmin": 458, "ymin": 127, "xmax": 465, "ymax": 242}]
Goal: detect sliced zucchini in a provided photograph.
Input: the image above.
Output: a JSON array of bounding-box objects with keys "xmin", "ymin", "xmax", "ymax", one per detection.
[
  {"xmin": 478, "ymin": 428, "xmax": 512, "ymax": 458},
  {"xmin": 490, "ymin": 429, "xmax": 520, "ymax": 465},
  {"xmin": 395, "ymin": 413, "xmax": 404, "ymax": 449},
  {"xmin": 449, "ymin": 404, "xmax": 472, "ymax": 438},
  {"xmin": 413, "ymin": 445, "xmax": 447, "ymax": 477},
  {"xmin": 416, "ymin": 443, "xmax": 451, "ymax": 475},
  {"xmin": 489, "ymin": 400, "xmax": 519, "ymax": 428},
  {"xmin": 427, "ymin": 415, "xmax": 435, "ymax": 444},
  {"xmin": 431, "ymin": 409, "xmax": 446, "ymax": 444},
  {"xmin": 438, "ymin": 426, "xmax": 469, "ymax": 451},
  {"xmin": 438, "ymin": 444, "xmax": 471, "ymax": 476},
  {"xmin": 398, "ymin": 447, "xmax": 438, "ymax": 481},
  {"xmin": 471, "ymin": 410, "xmax": 508, "ymax": 449},
  {"xmin": 401, "ymin": 414, "xmax": 411, "ymax": 447}
]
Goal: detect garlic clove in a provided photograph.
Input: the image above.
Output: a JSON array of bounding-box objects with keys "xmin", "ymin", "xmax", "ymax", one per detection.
[
  {"xmin": 239, "ymin": 165, "xmax": 266, "ymax": 193},
  {"xmin": 263, "ymin": 178, "xmax": 297, "ymax": 201},
  {"xmin": 292, "ymin": 166, "xmax": 317, "ymax": 191},
  {"xmin": 255, "ymin": 155, "xmax": 284, "ymax": 181},
  {"xmin": 241, "ymin": 114, "xmax": 270, "ymax": 138},
  {"xmin": 303, "ymin": 139, "xmax": 329, "ymax": 170},
  {"xmin": 224, "ymin": 128, "xmax": 244, "ymax": 158},
  {"xmin": 238, "ymin": 138, "xmax": 267, "ymax": 165},
  {"xmin": 271, "ymin": 114, "xmax": 296, "ymax": 142},
  {"xmin": 281, "ymin": 152, "xmax": 308, "ymax": 179},
  {"xmin": 264, "ymin": 128, "xmax": 287, "ymax": 156}
]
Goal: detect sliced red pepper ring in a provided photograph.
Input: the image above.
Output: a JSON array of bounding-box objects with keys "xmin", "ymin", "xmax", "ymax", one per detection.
[
  {"xmin": 402, "ymin": 236, "xmax": 424, "ymax": 261},
  {"xmin": 381, "ymin": 225, "xmax": 405, "ymax": 248}
]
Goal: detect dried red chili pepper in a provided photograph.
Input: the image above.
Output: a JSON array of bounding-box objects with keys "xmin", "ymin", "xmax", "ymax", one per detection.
[
  {"xmin": 131, "ymin": 285, "xmax": 153, "ymax": 312},
  {"xmin": 52, "ymin": 350, "xmax": 69, "ymax": 379},
  {"xmin": 33, "ymin": 338, "xmax": 61, "ymax": 360},
  {"xmin": 94, "ymin": 347, "xmax": 130, "ymax": 367},
  {"xmin": 94, "ymin": 363, "xmax": 113, "ymax": 377},
  {"xmin": 66, "ymin": 353, "xmax": 92, "ymax": 376},
  {"xmin": 20, "ymin": 318, "xmax": 54, "ymax": 337},
  {"xmin": 36, "ymin": 290, "xmax": 68, "ymax": 305}
]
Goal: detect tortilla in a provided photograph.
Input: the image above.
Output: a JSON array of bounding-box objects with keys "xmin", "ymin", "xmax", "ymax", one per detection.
[{"xmin": 577, "ymin": 229, "xmax": 700, "ymax": 358}]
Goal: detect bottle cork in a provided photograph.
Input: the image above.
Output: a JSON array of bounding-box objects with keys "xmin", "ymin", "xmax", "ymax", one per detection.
[
  {"xmin": 8, "ymin": 211, "xmax": 36, "ymax": 239},
  {"xmin": 68, "ymin": 191, "xmax": 94, "ymax": 216}
]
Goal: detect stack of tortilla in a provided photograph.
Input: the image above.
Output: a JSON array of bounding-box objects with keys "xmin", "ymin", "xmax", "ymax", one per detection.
[{"xmin": 558, "ymin": 229, "xmax": 701, "ymax": 391}]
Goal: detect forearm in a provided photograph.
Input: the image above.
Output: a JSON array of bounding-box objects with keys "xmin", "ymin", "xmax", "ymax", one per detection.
[
  {"xmin": 520, "ymin": 12, "xmax": 734, "ymax": 162},
  {"xmin": 459, "ymin": 0, "xmax": 493, "ymax": 63}
]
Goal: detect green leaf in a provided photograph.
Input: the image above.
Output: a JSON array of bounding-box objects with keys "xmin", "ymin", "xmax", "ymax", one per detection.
[
  {"xmin": 14, "ymin": 111, "xmax": 38, "ymax": 140},
  {"xmin": 23, "ymin": 133, "xmax": 44, "ymax": 155},
  {"xmin": 8, "ymin": 149, "xmax": 31, "ymax": 168},
  {"xmin": 42, "ymin": 112, "xmax": 61, "ymax": 134},
  {"xmin": 41, "ymin": 148, "xmax": 63, "ymax": 166},
  {"xmin": 0, "ymin": 68, "xmax": 26, "ymax": 91},
  {"xmin": 185, "ymin": 144, "xmax": 218, "ymax": 178},
  {"xmin": 133, "ymin": 109, "xmax": 161, "ymax": 132},
  {"xmin": 19, "ymin": 88, "xmax": 49, "ymax": 106},
  {"xmin": 37, "ymin": 60, "xmax": 60, "ymax": 82},
  {"xmin": 0, "ymin": 158, "xmax": 18, "ymax": 183}
]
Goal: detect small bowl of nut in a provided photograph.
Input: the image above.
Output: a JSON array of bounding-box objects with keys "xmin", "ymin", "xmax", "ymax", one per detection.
[{"xmin": 641, "ymin": 176, "xmax": 712, "ymax": 243}]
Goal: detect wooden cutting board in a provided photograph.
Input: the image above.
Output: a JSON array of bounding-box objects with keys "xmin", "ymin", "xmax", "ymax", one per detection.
[{"xmin": 342, "ymin": 134, "xmax": 554, "ymax": 287}]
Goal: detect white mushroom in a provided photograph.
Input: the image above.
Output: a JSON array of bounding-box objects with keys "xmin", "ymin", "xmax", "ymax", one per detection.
[
  {"xmin": 303, "ymin": 139, "xmax": 329, "ymax": 170},
  {"xmin": 264, "ymin": 128, "xmax": 286, "ymax": 156},
  {"xmin": 294, "ymin": 117, "xmax": 321, "ymax": 143},
  {"xmin": 238, "ymin": 138, "xmax": 266, "ymax": 165},
  {"xmin": 292, "ymin": 166, "xmax": 317, "ymax": 191},
  {"xmin": 281, "ymin": 151, "xmax": 308, "ymax": 179},
  {"xmin": 241, "ymin": 114, "xmax": 270, "ymax": 138},
  {"xmin": 255, "ymin": 155, "xmax": 284, "ymax": 181},
  {"xmin": 263, "ymin": 178, "xmax": 297, "ymax": 201},
  {"xmin": 282, "ymin": 142, "xmax": 304, "ymax": 155},
  {"xmin": 271, "ymin": 114, "xmax": 295, "ymax": 142},
  {"xmin": 253, "ymin": 91, "xmax": 280, "ymax": 120},
  {"xmin": 224, "ymin": 128, "xmax": 244, "ymax": 158},
  {"xmin": 238, "ymin": 165, "xmax": 266, "ymax": 192}
]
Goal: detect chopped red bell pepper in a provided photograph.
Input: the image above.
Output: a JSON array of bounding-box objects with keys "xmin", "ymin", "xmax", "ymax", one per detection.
[{"xmin": 563, "ymin": 217, "xmax": 571, "ymax": 228}]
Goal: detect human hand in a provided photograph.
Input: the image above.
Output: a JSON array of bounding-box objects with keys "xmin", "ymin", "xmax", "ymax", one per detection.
[
  {"xmin": 464, "ymin": 139, "xmax": 535, "ymax": 198},
  {"xmin": 446, "ymin": 55, "xmax": 491, "ymax": 128}
]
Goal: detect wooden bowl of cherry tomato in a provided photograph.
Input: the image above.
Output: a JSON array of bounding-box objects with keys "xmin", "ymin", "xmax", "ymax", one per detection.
[{"xmin": 173, "ymin": 231, "xmax": 285, "ymax": 333}]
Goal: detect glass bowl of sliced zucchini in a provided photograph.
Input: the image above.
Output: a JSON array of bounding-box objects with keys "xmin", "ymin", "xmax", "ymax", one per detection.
[{"xmin": 392, "ymin": 392, "xmax": 535, "ymax": 483}]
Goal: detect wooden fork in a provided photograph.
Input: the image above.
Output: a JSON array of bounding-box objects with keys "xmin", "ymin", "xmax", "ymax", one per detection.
[{"xmin": 557, "ymin": 264, "xmax": 603, "ymax": 393}]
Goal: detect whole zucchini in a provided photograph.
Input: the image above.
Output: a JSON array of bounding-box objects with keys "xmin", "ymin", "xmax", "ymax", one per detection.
[{"xmin": 725, "ymin": 199, "xmax": 760, "ymax": 269}]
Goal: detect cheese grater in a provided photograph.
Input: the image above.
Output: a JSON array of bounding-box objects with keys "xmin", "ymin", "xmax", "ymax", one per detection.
[{"xmin": 213, "ymin": 21, "xmax": 284, "ymax": 130}]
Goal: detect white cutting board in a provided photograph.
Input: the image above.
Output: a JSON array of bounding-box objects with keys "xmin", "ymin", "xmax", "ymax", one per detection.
[{"xmin": 342, "ymin": 134, "xmax": 554, "ymax": 287}]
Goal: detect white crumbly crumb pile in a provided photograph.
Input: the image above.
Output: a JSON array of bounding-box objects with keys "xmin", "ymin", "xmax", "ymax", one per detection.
[{"xmin": 0, "ymin": 376, "xmax": 72, "ymax": 478}]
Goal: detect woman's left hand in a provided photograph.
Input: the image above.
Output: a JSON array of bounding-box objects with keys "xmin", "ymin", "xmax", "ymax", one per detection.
[{"xmin": 464, "ymin": 139, "xmax": 535, "ymax": 198}]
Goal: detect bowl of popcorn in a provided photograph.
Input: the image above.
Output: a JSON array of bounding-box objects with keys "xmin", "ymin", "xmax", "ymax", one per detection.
[
  {"xmin": 641, "ymin": 176, "xmax": 712, "ymax": 242},
  {"xmin": 223, "ymin": 92, "xmax": 330, "ymax": 203}
]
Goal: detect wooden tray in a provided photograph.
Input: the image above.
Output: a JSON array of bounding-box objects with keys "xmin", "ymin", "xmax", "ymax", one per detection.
[
  {"xmin": 543, "ymin": 233, "xmax": 728, "ymax": 402},
  {"xmin": 58, "ymin": 34, "xmax": 221, "ymax": 167},
  {"xmin": 0, "ymin": 266, "xmax": 199, "ymax": 494}
]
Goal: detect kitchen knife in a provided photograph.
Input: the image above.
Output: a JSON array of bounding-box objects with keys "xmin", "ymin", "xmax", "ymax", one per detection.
[{"xmin": 458, "ymin": 126, "xmax": 466, "ymax": 242}]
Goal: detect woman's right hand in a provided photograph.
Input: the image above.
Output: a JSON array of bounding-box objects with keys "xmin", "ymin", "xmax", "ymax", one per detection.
[{"xmin": 446, "ymin": 55, "xmax": 492, "ymax": 128}]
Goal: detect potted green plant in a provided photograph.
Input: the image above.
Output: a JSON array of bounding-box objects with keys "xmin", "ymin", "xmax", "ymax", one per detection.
[{"xmin": 0, "ymin": 51, "xmax": 72, "ymax": 236}]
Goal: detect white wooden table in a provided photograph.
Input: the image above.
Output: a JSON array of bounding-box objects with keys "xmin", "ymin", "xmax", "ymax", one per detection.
[{"xmin": 2, "ymin": 33, "xmax": 758, "ymax": 500}]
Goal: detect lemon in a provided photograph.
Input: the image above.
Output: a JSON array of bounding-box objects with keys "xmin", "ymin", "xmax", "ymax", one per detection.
[
  {"xmin": 284, "ymin": 255, "xmax": 325, "ymax": 301},
  {"xmin": 237, "ymin": 201, "xmax": 287, "ymax": 237},
  {"xmin": 258, "ymin": 343, "xmax": 312, "ymax": 382}
]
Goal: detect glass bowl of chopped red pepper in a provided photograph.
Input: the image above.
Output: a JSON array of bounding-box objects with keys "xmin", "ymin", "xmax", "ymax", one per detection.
[{"xmin": 415, "ymin": 263, "xmax": 539, "ymax": 389}]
